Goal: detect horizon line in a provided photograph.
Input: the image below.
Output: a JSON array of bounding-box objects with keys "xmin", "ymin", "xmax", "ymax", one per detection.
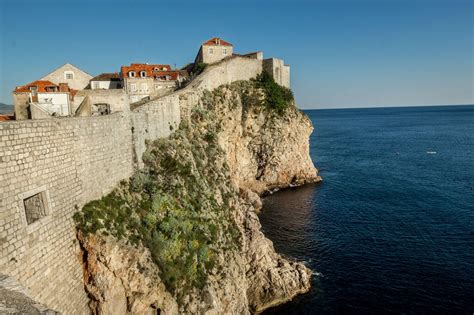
[{"xmin": 303, "ymin": 103, "xmax": 474, "ymax": 110}]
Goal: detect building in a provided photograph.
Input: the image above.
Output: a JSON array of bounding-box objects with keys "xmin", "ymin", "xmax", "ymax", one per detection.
[
  {"xmin": 72, "ymin": 89, "xmax": 130, "ymax": 117},
  {"xmin": 90, "ymin": 73, "xmax": 122, "ymax": 90},
  {"xmin": 194, "ymin": 37, "xmax": 289, "ymax": 88},
  {"xmin": 41, "ymin": 63, "xmax": 93, "ymax": 91},
  {"xmin": 120, "ymin": 63, "xmax": 187, "ymax": 103},
  {"xmin": 195, "ymin": 37, "xmax": 233, "ymax": 65},
  {"xmin": 12, "ymin": 80, "xmax": 76, "ymax": 120},
  {"xmin": 263, "ymin": 58, "xmax": 290, "ymax": 88}
]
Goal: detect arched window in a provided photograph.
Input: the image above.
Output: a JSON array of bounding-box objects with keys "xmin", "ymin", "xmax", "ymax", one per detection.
[
  {"xmin": 140, "ymin": 71, "xmax": 147, "ymax": 77},
  {"xmin": 129, "ymin": 71, "xmax": 136, "ymax": 78}
]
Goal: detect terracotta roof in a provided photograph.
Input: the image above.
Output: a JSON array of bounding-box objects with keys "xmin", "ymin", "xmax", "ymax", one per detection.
[
  {"xmin": 202, "ymin": 37, "xmax": 232, "ymax": 47},
  {"xmin": 0, "ymin": 115, "xmax": 14, "ymax": 121},
  {"xmin": 14, "ymin": 80, "xmax": 58, "ymax": 93},
  {"xmin": 14, "ymin": 80, "xmax": 77, "ymax": 99},
  {"xmin": 121, "ymin": 64, "xmax": 172, "ymax": 78},
  {"xmin": 91, "ymin": 73, "xmax": 121, "ymax": 81},
  {"xmin": 121, "ymin": 63, "xmax": 184, "ymax": 80}
]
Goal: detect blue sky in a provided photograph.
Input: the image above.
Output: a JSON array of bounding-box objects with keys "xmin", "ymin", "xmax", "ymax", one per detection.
[{"xmin": 0, "ymin": 0, "xmax": 472, "ymax": 109}]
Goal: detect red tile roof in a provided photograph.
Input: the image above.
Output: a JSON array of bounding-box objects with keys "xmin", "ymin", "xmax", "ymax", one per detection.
[
  {"xmin": 120, "ymin": 63, "xmax": 184, "ymax": 80},
  {"xmin": 14, "ymin": 80, "xmax": 58, "ymax": 93},
  {"xmin": 202, "ymin": 37, "xmax": 232, "ymax": 47},
  {"xmin": 121, "ymin": 64, "xmax": 172, "ymax": 78},
  {"xmin": 0, "ymin": 115, "xmax": 14, "ymax": 121},
  {"xmin": 14, "ymin": 80, "xmax": 77, "ymax": 99}
]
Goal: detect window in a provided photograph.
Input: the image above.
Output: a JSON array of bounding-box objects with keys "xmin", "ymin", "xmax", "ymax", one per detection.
[
  {"xmin": 64, "ymin": 71, "xmax": 74, "ymax": 80},
  {"xmin": 141, "ymin": 83, "xmax": 148, "ymax": 91},
  {"xmin": 23, "ymin": 192, "xmax": 46, "ymax": 225},
  {"xmin": 223, "ymin": 48, "xmax": 227, "ymax": 55},
  {"xmin": 208, "ymin": 47, "xmax": 213, "ymax": 54},
  {"xmin": 140, "ymin": 71, "xmax": 147, "ymax": 77},
  {"xmin": 129, "ymin": 71, "xmax": 136, "ymax": 78},
  {"xmin": 93, "ymin": 82, "xmax": 101, "ymax": 89},
  {"xmin": 130, "ymin": 83, "xmax": 137, "ymax": 91}
]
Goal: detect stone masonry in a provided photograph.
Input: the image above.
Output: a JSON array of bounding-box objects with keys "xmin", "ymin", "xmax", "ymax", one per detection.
[{"xmin": 0, "ymin": 55, "xmax": 272, "ymax": 314}]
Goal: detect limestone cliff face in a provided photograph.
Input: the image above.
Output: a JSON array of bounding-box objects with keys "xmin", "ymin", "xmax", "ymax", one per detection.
[
  {"xmin": 76, "ymin": 79, "xmax": 319, "ymax": 314},
  {"xmin": 211, "ymin": 83, "xmax": 320, "ymax": 195}
]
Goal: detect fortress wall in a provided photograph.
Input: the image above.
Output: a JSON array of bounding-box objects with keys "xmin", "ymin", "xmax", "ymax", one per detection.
[
  {"xmin": 0, "ymin": 114, "xmax": 135, "ymax": 314},
  {"xmin": 135, "ymin": 56, "xmax": 263, "ymax": 125},
  {"xmin": 0, "ymin": 56, "xmax": 265, "ymax": 313}
]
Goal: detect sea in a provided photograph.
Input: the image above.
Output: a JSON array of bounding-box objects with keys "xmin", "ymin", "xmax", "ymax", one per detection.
[{"xmin": 259, "ymin": 105, "xmax": 474, "ymax": 315}]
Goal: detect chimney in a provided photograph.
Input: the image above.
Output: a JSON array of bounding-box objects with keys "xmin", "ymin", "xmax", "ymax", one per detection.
[{"xmin": 59, "ymin": 83, "xmax": 69, "ymax": 92}]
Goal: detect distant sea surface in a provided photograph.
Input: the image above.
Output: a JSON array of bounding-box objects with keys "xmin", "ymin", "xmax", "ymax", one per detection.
[{"xmin": 260, "ymin": 105, "xmax": 474, "ymax": 314}]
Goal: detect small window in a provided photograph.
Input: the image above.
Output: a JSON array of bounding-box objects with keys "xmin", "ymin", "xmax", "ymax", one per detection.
[
  {"xmin": 129, "ymin": 71, "xmax": 136, "ymax": 78},
  {"xmin": 140, "ymin": 71, "xmax": 147, "ymax": 77},
  {"xmin": 223, "ymin": 48, "xmax": 227, "ymax": 55},
  {"xmin": 93, "ymin": 82, "xmax": 101, "ymax": 89},
  {"xmin": 23, "ymin": 192, "xmax": 46, "ymax": 225},
  {"xmin": 141, "ymin": 83, "xmax": 148, "ymax": 91},
  {"xmin": 64, "ymin": 71, "xmax": 74, "ymax": 80},
  {"xmin": 130, "ymin": 83, "xmax": 137, "ymax": 91},
  {"xmin": 208, "ymin": 47, "xmax": 213, "ymax": 54}
]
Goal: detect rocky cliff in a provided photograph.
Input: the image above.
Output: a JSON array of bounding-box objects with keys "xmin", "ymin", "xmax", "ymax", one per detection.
[{"xmin": 74, "ymin": 76, "xmax": 320, "ymax": 314}]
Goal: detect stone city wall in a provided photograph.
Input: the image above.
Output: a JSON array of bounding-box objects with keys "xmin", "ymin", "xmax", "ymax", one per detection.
[
  {"xmin": 0, "ymin": 56, "xmax": 265, "ymax": 313},
  {"xmin": 0, "ymin": 114, "xmax": 139, "ymax": 313}
]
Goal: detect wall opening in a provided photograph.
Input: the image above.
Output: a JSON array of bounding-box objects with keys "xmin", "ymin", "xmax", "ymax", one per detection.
[
  {"xmin": 23, "ymin": 192, "xmax": 47, "ymax": 225},
  {"xmin": 92, "ymin": 103, "xmax": 111, "ymax": 116}
]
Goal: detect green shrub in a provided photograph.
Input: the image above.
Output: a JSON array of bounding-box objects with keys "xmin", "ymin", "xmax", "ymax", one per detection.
[
  {"xmin": 255, "ymin": 71, "xmax": 294, "ymax": 114},
  {"xmin": 74, "ymin": 106, "xmax": 241, "ymax": 300}
]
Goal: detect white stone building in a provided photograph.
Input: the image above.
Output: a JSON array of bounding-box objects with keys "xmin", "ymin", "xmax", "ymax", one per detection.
[
  {"xmin": 40, "ymin": 63, "xmax": 93, "ymax": 91},
  {"xmin": 90, "ymin": 73, "xmax": 122, "ymax": 90},
  {"xmin": 121, "ymin": 63, "xmax": 187, "ymax": 103},
  {"xmin": 195, "ymin": 37, "xmax": 234, "ymax": 65},
  {"xmin": 12, "ymin": 80, "xmax": 75, "ymax": 120}
]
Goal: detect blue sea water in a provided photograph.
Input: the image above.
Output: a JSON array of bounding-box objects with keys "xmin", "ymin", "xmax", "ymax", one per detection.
[{"xmin": 259, "ymin": 105, "xmax": 474, "ymax": 314}]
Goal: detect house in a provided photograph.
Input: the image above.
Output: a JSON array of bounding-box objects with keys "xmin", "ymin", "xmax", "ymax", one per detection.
[
  {"xmin": 195, "ymin": 37, "xmax": 233, "ymax": 65},
  {"xmin": 90, "ymin": 73, "xmax": 122, "ymax": 90},
  {"xmin": 194, "ymin": 37, "xmax": 290, "ymax": 88},
  {"xmin": 41, "ymin": 63, "xmax": 93, "ymax": 91},
  {"xmin": 120, "ymin": 63, "xmax": 187, "ymax": 103},
  {"xmin": 12, "ymin": 80, "xmax": 76, "ymax": 120}
]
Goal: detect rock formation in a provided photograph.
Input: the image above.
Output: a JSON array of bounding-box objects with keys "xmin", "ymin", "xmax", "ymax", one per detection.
[{"xmin": 75, "ymin": 77, "xmax": 320, "ymax": 314}]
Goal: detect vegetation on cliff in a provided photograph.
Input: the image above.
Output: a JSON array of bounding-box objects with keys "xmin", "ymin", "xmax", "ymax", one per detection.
[
  {"xmin": 74, "ymin": 108, "xmax": 241, "ymax": 297},
  {"xmin": 256, "ymin": 72, "xmax": 294, "ymax": 114},
  {"xmin": 73, "ymin": 77, "xmax": 297, "ymax": 301}
]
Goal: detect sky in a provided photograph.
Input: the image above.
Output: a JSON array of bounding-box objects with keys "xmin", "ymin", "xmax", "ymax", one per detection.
[{"xmin": 0, "ymin": 0, "xmax": 472, "ymax": 109}]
